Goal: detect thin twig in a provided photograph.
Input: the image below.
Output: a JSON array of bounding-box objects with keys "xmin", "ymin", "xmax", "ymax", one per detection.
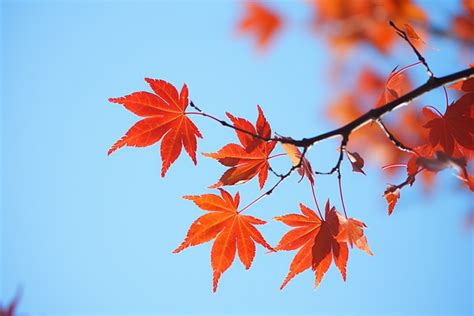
[
  {"xmin": 186, "ymin": 110, "xmax": 278, "ymax": 142},
  {"xmin": 376, "ymin": 119, "xmax": 415, "ymax": 153},
  {"xmin": 314, "ymin": 135, "xmax": 348, "ymax": 175},
  {"xmin": 310, "ymin": 182, "xmax": 323, "ymax": 218},
  {"xmin": 289, "ymin": 67, "xmax": 474, "ymax": 148},
  {"xmin": 239, "ymin": 147, "xmax": 309, "ymax": 213},
  {"xmin": 188, "ymin": 67, "xmax": 473, "ymax": 152},
  {"xmin": 389, "ymin": 21, "xmax": 434, "ymax": 77}
]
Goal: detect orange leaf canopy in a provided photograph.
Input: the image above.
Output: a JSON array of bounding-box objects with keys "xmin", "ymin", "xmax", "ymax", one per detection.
[
  {"xmin": 174, "ymin": 188, "xmax": 273, "ymax": 292},
  {"xmin": 238, "ymin": 1, "xmax": 282, "ymax": 50},
  {"xmin": 275, "ymin": 200, "xmax": 370, "ymax": 289},
  {"xmin": 204, "ymin": 105, "xmax": 276, "ymax": 188},
  {"xmin": 108, "ymin": 78, "xmax": 202, "ymax": 176}
]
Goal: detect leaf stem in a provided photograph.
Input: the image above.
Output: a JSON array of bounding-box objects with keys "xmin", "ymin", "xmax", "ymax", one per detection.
[
  {"xmin": 337, "ymin": 171, "xmax": 348, "ymax": 219},
  {"xmin": 425, "ymin": 105, "xmax": 443, "ymax": 116},
  {"xmin": 268, "ymin": 153, "xmax": 287, "ymax": 159},
  {"xmin": 376, "ymin": 119, "xmax": 415, "ymax": 153},
  {"xmin": 310, "ymin": 183, "xmax": 322, "ymax": 218},
  {"xmin": 390, "ymin": 21, "xmax": 434, "ymax": 77}
]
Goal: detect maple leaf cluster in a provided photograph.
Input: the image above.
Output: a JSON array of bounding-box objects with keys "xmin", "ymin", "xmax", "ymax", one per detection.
[
  {"xmin": 108, "ymin": 80, "xmax": 376, "ymax": 290},
  {"xmin": 275, "ymin": 201, "xmax": 372, "ymax": 290},
  {"xmin": 108, "ymin": 64, "xmax": 473, "ymax": 290},
  {"xmin": 107, "ymin": 2, "xmax": 474, "ymax": 293}
]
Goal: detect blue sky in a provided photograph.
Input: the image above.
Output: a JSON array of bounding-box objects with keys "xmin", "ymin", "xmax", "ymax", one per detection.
[{"xmin": 1, "ymin": 1, "xmax": 472, "ymax": 315}]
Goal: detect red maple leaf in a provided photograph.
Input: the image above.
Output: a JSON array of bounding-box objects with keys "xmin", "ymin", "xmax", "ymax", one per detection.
[
  {"xmin": 384, "ymin": 185, "xmax": 400, "ymax": 216},
  {"xmin": 423, "ymin": 93, "xmax": 474, "ymax": 156},
  {"xmin": 203, "ymin": 106, "xmax": 276, "ymax": 188},
  {"xmin": 108, "ymin": 78, "xmax": 203, "ymax": 176},
  {"xmin": 311, "ymin": 202, "xmax": 348, "ymax": 287},
  {"xmin": 275, "ymin": 201, "xmax": 349, "ymax": 289},
  {"xmin": 173, "ymin": 188, "xmax": 273, "ymax": 292},
  {"xmin": 237, "ymin": 1, "xmax": 282, "ymax": 50}
]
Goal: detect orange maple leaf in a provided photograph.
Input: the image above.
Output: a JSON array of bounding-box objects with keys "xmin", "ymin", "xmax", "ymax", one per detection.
[
  {"xmin": 238, "ymin": 1, "xmax": 282, "ymax": 50},
  {"xmin": 274, "ymin": 203, "xmax": 322, "ymax": 289},
  {"xmin": 108, "ymin": 78, "xmax": 203, "ymax": 176},
  {"xmin": 336, "ymin": 214, "xmax": 373, "ymax": 255},
  {"xmin": 275, "ymin": 201, "xmax": 349, "ymax": 289},
  {"xmin": 423, "ymin": 94, "xmax": 474, "ymax": 156},
  {"xmin": 203, "ymin": 106, "xmax": 276, "ymax": 188},
  {"xmin": 174, "ymin": 189, "xmax": 273, "ymax": 292}
]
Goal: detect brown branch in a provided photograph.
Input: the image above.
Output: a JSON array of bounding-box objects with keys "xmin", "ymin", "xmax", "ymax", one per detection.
[
  {"xmin": 189, "ymin": 67, "xmax": 473, "ymax": 152},
  {"xmin": 239, "ymin": 147, "xmax": 309, "ymax": 213},
  {"xmin": 288, "ymin": 67, "xmax": 474, "ymax": 148},
  {"xmin": 375, "ymin": 119, "xmax": 415, "ymax": 153},
  {"xmin": 314, "ymin": 135, "xmax": 348, "ymax": 175}
]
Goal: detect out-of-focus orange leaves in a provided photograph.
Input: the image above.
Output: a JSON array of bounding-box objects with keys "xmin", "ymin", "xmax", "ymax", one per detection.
[
  {"xmin": 452, "ymin": 0, "xmax": 474, "ymax": 43},
  {"xmin": 327, "ymin": 67, "xmax": 426, "ymax": 174},
  {"xmin": 450, "ymin": 64, "xmax": 474, "ymax": 92},
  {"xmin": 309, "ymin": 0, "xmax": 427, "ymax": 53},
  {"xmin": 404, "ymin": 23, "xmax": 425, "ymax": 45},
  {"xmin": 237, "ymin": 1, "xmax": 282, "ymax": 50}
]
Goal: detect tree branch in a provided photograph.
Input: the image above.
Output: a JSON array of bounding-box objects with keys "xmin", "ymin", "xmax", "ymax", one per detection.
[
  {"xmin": 390, "ymin": 21, "xmax": 434, "ymax": 77},
  {"xmin": 288, "ymin": 67, "xmax": 474, "ymax": 148}
]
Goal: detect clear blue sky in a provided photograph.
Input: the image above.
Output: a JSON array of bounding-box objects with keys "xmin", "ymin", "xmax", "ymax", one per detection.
[{"xmin": 1, "ymin": 1, "xmax": 472, "ymax": 315}]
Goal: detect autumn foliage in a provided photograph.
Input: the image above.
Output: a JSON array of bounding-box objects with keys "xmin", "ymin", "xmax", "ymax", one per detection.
[{"xmin": 106, "ymin": 1, "xmax": 474, "ymax": 292}]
